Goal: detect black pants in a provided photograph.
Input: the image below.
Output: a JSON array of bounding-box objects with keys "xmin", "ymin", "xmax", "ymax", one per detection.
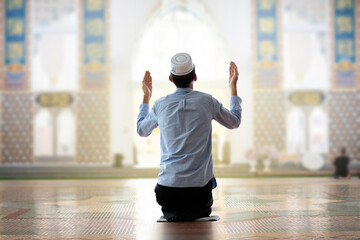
[{"xmin": 154, "ymin": 180, "xmax": 213, "ymax": 222}]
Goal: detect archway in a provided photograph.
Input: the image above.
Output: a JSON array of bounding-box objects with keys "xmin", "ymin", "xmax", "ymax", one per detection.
[
  {"xmin": 57, "ymin": 110, "xmax": 76, "ymax": 156},
  {"xmin": 34, "ymin": 110, "xmax": 54, "ymax": 156},
  {"xmin": 309, "ymin": 108, "xmax": 328, "ymax": 153},
  {"xmin": 286, "ymin": 108, "xmax": 306, "ymax": 154},
  {"xmin": 132, "ymin": 0, "xmax": 229, "ymax": 167}
]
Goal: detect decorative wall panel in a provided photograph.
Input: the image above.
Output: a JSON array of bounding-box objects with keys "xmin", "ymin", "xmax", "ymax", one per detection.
[
  {"xmin": 331, "ymin": 0, "xmax": 357, "ymax": 89},
  {"xmin": 252, "ymin": 0, "xmax": 284, "ymax": 153},
  {"xmin": 254, "ymin": 91, "xmax": 286, "ymax": 151},
  {"xmin": 253, "ymin": 0, "xmax": 282, "ymax": 89},
  {"xmin": 77, "ymin": 0, "xmax": 110, "ymax": 164},
  {"xmin": 329, "ymin": 91, "xmax": 359, "ymax": 160},
  {"xmin": 76, "ymin": 93, "xmax": 110, "ymax": 164},
  {"xmin": 1, "ymin": 93, "xmax": 33, "ymax": 164},
  {"xmin": 1, "ymin": 1, "xmax": 33, "ymax": 165},
  {"xmin": 3, "ymin": 0, "xmax": 29, "ymax": 91},
  {"xmin": 80, "ymin": 0, "xmax": 109, "ymax": 91}
]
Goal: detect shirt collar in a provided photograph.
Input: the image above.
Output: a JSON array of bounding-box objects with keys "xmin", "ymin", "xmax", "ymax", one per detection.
[{"xmin": 174, "ymin": 88, "xmax": 193, "ymax": 94}]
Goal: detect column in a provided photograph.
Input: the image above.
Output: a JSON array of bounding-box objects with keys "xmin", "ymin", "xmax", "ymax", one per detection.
[
  {"xmin": 252, "ymin": 0, "xmax": 285, "ymax": 151},
  {"xmin": 1, "ymin": 0, "xmax": 33, "ymax": 164},
  {"xmin": 329, "ymin": 0, "xmax": 359, "ymax": 161},
  {"xmin": 76, "ymin": 0, "xmax": 111, "ymax": 164}
]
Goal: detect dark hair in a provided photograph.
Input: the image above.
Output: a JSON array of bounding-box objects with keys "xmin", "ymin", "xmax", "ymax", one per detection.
[{"xmin": 170, "ymin": 67, "xmax": 196, "ymax": 88}]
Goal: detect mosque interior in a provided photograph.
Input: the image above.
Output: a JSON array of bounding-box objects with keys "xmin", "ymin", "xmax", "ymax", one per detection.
[{"xmin": 0, "ymin": 0, "xmax": 359, "ymax": 238}]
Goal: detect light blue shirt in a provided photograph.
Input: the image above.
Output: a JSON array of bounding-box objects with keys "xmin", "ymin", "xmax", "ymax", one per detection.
[{"xmin": 137, "ymin": 88, "xmax": 242, "ymax": 188}]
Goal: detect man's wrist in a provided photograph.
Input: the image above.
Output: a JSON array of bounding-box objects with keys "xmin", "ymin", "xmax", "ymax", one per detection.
[
  {"xmin": 143, "ymin": 95, "xmax": 151, "ymax": 103},
  {"xmin": 230, "ymin": 84, "xmax": 237, "ymax": 96}
]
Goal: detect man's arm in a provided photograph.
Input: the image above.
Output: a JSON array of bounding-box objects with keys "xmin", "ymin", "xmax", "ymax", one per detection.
[
  {"xmin": 212, "ymin": 62, "xmax": 242, "ymax": 129},
  {"xmin": 137, "ymin": 71, "xmax": 158, "ymax": 136}
]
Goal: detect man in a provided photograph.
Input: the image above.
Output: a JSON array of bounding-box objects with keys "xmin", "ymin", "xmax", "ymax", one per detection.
[
  {"xmin": 333, "ymin": 147, "xmax": 350, "ymax": 179},
  {"xmin": 137, "ymin": 53, "xmax": 242, "ymax": 222}
]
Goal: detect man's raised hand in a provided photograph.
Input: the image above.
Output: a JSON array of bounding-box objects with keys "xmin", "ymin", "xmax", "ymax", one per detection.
[
  {"xmin": 229, "ymin": 62, "xmax": 238, "ymax": 96},
  {"xmin": 142, "ymin": 71, "xmax": 152, "ymax": 103},
  {"xmin": 229, "ymin": 61, "xmax": 238, "ymax": 87}
]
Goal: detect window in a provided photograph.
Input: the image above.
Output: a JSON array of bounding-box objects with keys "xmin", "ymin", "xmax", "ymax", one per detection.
[
  {"xmin": 31, "ymin": 0, "xmax": 78, "ymax": 91},
  {"xmin": 34, "ymin": 110, "xmax": 53, "ymax": 156},
  {"xmin": 57, "ymin": 110, "xmax": 75, "ymax": 156},
  {"xmin": 132, "ymin": 2, "xmax": 227, "ymax": 82},
  {"xmin": 309, "ymin": 108, "xmax": 328, "ymax": 153},
  {"xmin": 286, "ymin": 108, "xmax": 306, "ymax": 154},
  {"xmin": 283, "ymin": 0, "xmax": 329, "ymax": 90}
]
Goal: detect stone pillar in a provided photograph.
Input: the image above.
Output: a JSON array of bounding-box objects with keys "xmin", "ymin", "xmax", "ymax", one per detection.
[
  {"xmin": 329, "ymin": 0, "xmax": 359, "ymax": 161},
  {"xmin": 76, "ymin": 0, "xmax": 111, "ymax": 164},
  {"xmin": 1, "ymin": 0, "xmax": 33, "ymax": 164},
  {"xmin": 252, "ymin": 0, "xmax": 285, "ymax": 151}
]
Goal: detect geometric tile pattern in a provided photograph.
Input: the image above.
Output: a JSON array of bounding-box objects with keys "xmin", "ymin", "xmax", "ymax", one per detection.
[
  {"xmin": 76, "ymin": 93, "xmax": 110, "ymax": 164},
  {"xmin": 1, "ymin": 93, "xmax": 33, "ymax": 164},
  {"xmin": 254, "ymin": 91, "xmax": 286, "ymax": 151},
  {"xmin": 0, "ymin": 178, "xmax": 359, "ymax": 239},
  {"xmin": 329, "ymin": 91, "xmax": 359, "ymax": 160}
]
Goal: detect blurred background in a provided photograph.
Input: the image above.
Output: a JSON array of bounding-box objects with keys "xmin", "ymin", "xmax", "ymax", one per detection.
[{"xmin": 0, "ymin": 0, "xmax": 359, "ymax": 176}]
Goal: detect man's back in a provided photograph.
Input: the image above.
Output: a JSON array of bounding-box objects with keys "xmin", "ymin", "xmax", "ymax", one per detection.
[
  {"xmin": 138, "ymin": 88, "xmax": 241, "ymax": 187},
  {"xmin": 156, "ymin": 89, "xmax": 213, "ymax": 156},
  {"xmin": 335, "ymin": 156, "xmax": 349, "ymax": 177}
]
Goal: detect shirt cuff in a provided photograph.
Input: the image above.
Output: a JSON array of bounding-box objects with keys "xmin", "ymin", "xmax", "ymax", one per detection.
[
  {"xmin": 139, "ymin": 103, "xmax": 149, "ymax": 117},
  {"xmin": 230, "ymin": 96, "xmax": 242, "ymax": 107}
]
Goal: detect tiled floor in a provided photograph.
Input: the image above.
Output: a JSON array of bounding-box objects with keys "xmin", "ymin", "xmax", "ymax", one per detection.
[{"xmin": 0, "ymin": 178, "xmax": 360, "ymax": 239}]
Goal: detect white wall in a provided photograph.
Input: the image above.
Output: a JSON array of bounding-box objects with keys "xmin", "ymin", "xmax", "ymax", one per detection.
[{"xmin": 110, "ymin": 0, "xmax": 253, "ymax": 165}]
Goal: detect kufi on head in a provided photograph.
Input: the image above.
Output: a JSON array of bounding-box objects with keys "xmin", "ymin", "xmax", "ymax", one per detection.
[{"xmin": 170, "ymin": 53, "xmax": 195, "ymax": 76}]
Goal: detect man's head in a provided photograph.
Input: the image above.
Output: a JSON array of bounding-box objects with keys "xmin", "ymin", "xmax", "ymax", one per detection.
[
  {"xmin": 341, "ymin": 147, "xmax": 347, "ymax": 155},
  {"xmin": 169, "ymin": 53, "xmax": 197, "ymax": 88}
]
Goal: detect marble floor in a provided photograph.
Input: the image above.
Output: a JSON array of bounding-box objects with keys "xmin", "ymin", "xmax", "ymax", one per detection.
[{"xmin": 0, "ymin": 178, "xmax": 359, "ymax": 239}]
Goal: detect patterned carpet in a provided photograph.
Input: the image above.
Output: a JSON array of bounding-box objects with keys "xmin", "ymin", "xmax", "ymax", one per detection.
[{"xmin": 1, "ymin": 178, "xmax": 359, "ymax": 239}]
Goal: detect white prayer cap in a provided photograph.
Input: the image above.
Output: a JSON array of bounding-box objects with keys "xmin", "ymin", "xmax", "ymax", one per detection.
[{"xmin": 170, "ymin": 53, "xmax": 195, "ymax": 76}]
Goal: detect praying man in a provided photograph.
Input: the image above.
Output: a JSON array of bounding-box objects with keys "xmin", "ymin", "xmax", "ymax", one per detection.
[{"xmin": 137, "ymin": 53, "xmax": 242, "ymax": 222}]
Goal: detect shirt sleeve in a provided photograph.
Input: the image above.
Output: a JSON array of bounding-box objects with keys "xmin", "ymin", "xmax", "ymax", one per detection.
[
  {"xmin": 212, "ymin": 96, "xmax": 242, "ymax": 129},
  {"xmin": 137, "ymin": 103, "xmax": 158, "ymax": 137}
]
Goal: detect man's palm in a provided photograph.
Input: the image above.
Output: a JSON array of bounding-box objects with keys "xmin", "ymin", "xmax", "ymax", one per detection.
[
  {"xmin": 143, "ymin": 71, "xmax": 152, "ymax": 98},
  {"xmin": 229, "ymin": 61, "xmax": 238, "ymax": 86}
]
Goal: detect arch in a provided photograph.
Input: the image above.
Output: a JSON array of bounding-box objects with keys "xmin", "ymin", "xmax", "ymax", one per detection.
[
  {"xmin": 132, "ymin": 1, "xmax": 228, "ymax": 167},
  {"xmin": 34, "ymin": 110, "xmax": 54, "ymax": 156},
  {"xmin": 131, "ymin": 0, "xmax": 228, "ymax": 82},
  {"xmin": 57, "ymin": 110, "xmax": 75, "ymax": 156},
  {"xmin": 286, "ymin": 108, "xmax": 306, "ymax": 154},
  {"xmin": 282, "ymin": 0, "xmax": 329, "ymax": 90},
  {"xmin": 309, "ymin": 107, "xmax": 328, "ymax": 153},
  {"xmin": 30, "ymin": 0, "xmax": 79, "ymax": 91}
]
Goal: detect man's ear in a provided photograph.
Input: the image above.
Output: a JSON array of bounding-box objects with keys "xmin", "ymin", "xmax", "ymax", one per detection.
[
  {"xmin": 169, "ymin": 75, "xmax": 173, "ymax": 82},
  {"xmin": 194, "ymin": 74, "xmax": 197, "ymax": 82}
]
